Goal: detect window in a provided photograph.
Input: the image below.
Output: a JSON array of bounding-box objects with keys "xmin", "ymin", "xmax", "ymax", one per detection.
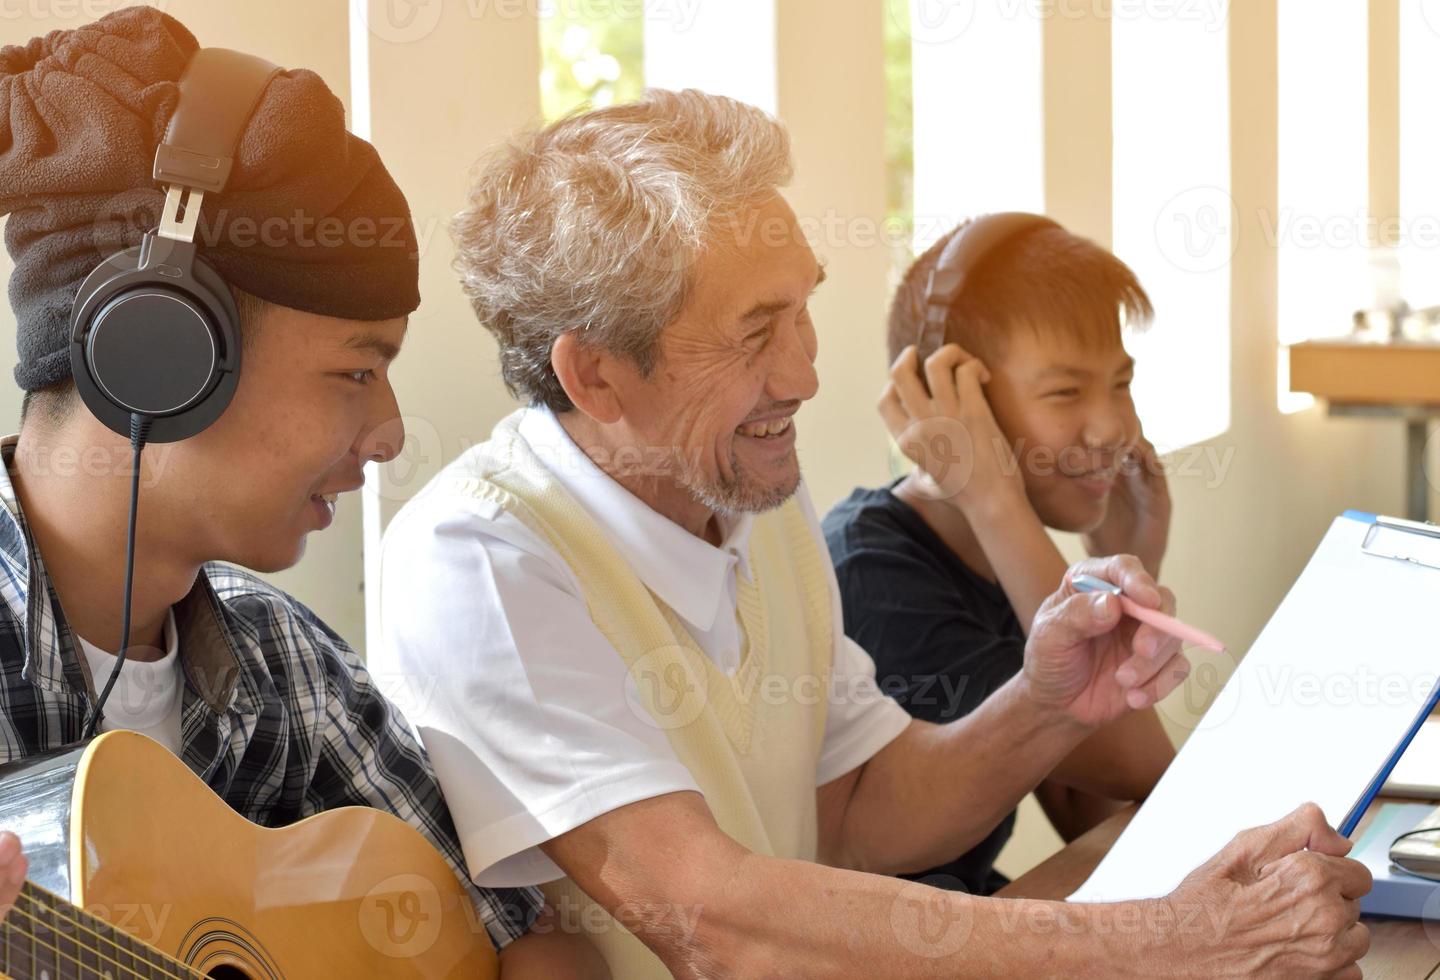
[
  {"xmin": 540, "ymin": 2, "xmax": 645, "ymax": 122},
  {"xmin": 643, "ymin": 0, "xmax": 776, "ymax": 112},
  {"xmin": 1276, "ymin": 0, "xmax": 1369, "ymax": 412},
  {"xmin": 907, "ymin": 0, "xmax": 1043, "ymax": 253},
  {"xmin": 884, "ymin": 0, "xmax": 916, "ymax": 277},
  {"xmin": 886, "ymin": 1, "xmax": 1042, "ymax": 479},
  {"xmin": 1113, "ymin": 6, "xmax": 1231, "ymax": 447},
  {"xmin": 1400, "ymin": 0, "xmax": 1440, "ymax": 312}
]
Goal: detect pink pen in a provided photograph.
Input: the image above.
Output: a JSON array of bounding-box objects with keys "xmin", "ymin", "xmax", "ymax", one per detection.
[{"xmin": 1071, "ymin": 574, "xmax": 1227, "ymax": 652}]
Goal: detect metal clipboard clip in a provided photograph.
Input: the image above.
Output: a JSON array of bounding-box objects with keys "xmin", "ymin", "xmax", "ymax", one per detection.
[{"xmin": 1361, "ymin": 515, "xmax": 1440, "ymax": 572}]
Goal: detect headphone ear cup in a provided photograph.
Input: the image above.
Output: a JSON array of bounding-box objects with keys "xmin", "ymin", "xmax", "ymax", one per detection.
[{"xmin": 70, "ymin": 242, "xmax": 242, "ymax": 443}]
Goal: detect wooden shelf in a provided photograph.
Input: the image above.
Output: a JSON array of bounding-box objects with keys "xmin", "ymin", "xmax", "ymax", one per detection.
[{"xmin": 1289, "ymin": 338, "xmax": 1440, "ymax": 406}]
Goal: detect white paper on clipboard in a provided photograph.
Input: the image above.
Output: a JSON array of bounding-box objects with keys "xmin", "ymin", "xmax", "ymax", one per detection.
[{"xmin": 1069, "ymin": 515, "xmax": 1440, "ymax": 903}]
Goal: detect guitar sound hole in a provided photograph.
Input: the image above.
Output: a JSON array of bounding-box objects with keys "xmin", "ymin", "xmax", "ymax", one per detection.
[{"xmin": 206, "ymin": 967, "xmax": 254, "ymax": 979}]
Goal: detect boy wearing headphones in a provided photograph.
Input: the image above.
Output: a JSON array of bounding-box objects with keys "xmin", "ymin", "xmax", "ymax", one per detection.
[
  {"xmin": 0, "ymin": 9, "xmax": 604, "ymax": 975},
  {"xmin": 822, "ymin": 215, "xmax": 1177, "ymax": 895}
]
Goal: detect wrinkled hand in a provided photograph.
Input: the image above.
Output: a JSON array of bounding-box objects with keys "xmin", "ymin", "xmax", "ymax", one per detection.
[
  {"xmin": 0, "ymin": 832, "xmax": 25, "ymax": 925},
  {"xmin": 1157, "ymin": 804, "xmax": 1371, "ymax": 979},
  {"xmin": 1082, "ymin": 433, "xmax": 1172, "ymax": 577},
  {"xmin": 1023, "ymin": 555, "xmax": 1189, "ymax": 728},
  {"xmin": 877, "ymin": 344, "xmax": 1025, "ymax": 512}
]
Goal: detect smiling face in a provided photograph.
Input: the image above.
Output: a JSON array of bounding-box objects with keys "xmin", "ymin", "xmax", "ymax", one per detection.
[
  {"xmin": 982, "ymin": 328, "xmax": 1140, "ymax": 533},
  {"xmin": 154, "ymin": 304, "xmax": 407, "ymax": 572},
  {"xmin": 609, "ymin": 194, "xmax": 824, "ymax": 517}
]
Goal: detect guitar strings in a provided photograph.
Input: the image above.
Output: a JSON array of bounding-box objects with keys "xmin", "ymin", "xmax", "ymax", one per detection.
[
  {"xmin": 4, "ymin": 887, "xmax": 202, "ymax": 980},
  {"xmin": 20, "ymin": 883, "xmax": 204, "ymax": 980},
  {"xmin": 4, "ymin": 902, "xmax": 199, "ymax": 980},
  {"xmin": 4, "ymin": 901, "xmax": 200, "ymax": 980},
  {"xmin": 4, "ymin": 908, "xmax": 109, "ymax": 980},
  {"xmin": 22, "ymin": 876, "xmax": 197, "ymax": 971}
]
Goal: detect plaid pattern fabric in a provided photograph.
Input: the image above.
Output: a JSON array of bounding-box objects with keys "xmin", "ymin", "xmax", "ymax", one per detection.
[{"xmin": 0, "ymin": 440, "xmax": 541, "ymax": 951}]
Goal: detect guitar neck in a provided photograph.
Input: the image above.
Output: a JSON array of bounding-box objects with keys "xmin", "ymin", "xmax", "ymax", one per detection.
[{"xmin": 1, "ymin": 880, "xmax": 194, "ymax": 979}]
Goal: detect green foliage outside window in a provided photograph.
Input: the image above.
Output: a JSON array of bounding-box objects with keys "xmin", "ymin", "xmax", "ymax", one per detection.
[
  {"xmin": 884, "ymin": 0, "xmax": 915, "ymax": 273},
  {"xmin": 536, "ymin": 1, "xmax": 913, "ymax": 276},
  {"xmin": 540, "ymin": 6, "xmax": 645, "ymax": 122}
]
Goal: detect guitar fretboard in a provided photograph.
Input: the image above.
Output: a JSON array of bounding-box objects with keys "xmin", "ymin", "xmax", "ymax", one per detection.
[{"xmin": 0, "ymin": 881, "xmax": 199, "ymax": 979}]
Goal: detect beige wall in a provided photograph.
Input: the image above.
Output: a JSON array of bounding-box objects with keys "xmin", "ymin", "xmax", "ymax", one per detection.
[
  {"xmin": 778, "ymin": 0, "xmax": 894, "ymax": 507},
  {"xmin": 0, "ymin": 0, "xmax": 1426, "ymax": 879},
  {"xmin": 365, "ymin": 0, "xmax": 543, "ymax": 533}
]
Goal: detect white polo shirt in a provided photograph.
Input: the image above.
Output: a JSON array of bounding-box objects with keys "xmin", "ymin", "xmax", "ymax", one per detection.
[{"xmin": 373, "ymin": 407, "xmax": 911, "ymax": 888}]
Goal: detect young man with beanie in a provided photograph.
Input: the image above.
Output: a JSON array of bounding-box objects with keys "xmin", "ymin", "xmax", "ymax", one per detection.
[{"xmin": 0, "ymin": 8, "xmax": 605, "ymax": 975}]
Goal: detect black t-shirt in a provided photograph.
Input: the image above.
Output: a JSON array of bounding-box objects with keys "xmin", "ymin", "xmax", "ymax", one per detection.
[{"xmin": 822, "ymin": 480, "xmax": 1027, "ymax": 896}]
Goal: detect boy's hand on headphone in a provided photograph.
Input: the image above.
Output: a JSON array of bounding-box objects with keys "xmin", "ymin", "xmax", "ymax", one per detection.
[
  {"xmin": 878, "ymin": 344, "xmax": 1025, "ymax": 514},
  {"xmin": 1082, "ymin": 432, "xmax": 1171, "ymax": 578}
]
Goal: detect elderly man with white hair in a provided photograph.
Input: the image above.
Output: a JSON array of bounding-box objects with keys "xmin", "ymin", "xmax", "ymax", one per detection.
[{"xmin": 374, "ymin": 90, "xmax": 1370, "ymax": 979}]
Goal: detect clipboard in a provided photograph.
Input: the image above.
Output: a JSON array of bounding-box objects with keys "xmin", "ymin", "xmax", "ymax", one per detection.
[
  {"xmin": 1357, "ymin": 512, "xmax": 1440, "ymax": 574},
  {"xmin": 1340, "ymin": 512, "xmax": 1440, "ymax": 836},
  {"xmin": 1069, "ymin": 511, "xmax": 1440, "ymax": 903}
]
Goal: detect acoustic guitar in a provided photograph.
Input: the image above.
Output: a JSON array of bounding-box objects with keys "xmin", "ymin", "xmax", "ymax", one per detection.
[{"xmin": 0, "ymin": 730, "xmax": 499, "ymax": 978}]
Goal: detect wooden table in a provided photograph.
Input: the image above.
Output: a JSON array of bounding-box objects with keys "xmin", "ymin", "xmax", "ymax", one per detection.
[
  {"xmin": 1289, "ymin": 338, "xmax": 1440, "ymax": 522},
  {"xmin": 998, "ymin": 803, "xmax": 1440, "ymax": 978}
]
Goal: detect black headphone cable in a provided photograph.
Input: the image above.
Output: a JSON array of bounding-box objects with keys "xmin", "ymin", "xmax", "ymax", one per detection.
[{"xmin": 82, "ymin": 412, "xmax": 153, "ymax": 740}]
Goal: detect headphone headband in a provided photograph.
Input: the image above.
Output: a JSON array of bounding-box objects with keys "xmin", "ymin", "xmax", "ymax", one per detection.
[
  {"xmin": 917, "ymin": 211, "xmax": 1062, "ymax": 360},
  {"xmin": 154, "ymin": 48, "xmax": 281, "ymax": 195}
]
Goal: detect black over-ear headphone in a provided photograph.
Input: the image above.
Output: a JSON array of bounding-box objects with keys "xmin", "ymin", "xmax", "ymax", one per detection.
[
  {"xmin": 69, "ymin": 48, "xmax": 281, "ymax": 444},
  {"xmin": 917, "ymin": 210, "xmax": 1062, "ymax": 361}
]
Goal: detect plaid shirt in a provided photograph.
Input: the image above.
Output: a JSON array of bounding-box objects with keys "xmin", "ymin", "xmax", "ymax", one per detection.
[{"xmin": 0, "ymin": 438, "xmax": 541, "ymax": 952}]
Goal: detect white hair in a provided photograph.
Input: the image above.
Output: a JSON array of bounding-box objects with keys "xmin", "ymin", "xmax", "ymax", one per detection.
[{"xmin": 451, "ymin": 88, "xmax": 794, "ymax": 411}]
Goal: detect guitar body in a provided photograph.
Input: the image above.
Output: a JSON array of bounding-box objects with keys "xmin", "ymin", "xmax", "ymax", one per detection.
[{"xmin": 0, "ymin": 731, "xmax": 499, "ymax": 979}]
